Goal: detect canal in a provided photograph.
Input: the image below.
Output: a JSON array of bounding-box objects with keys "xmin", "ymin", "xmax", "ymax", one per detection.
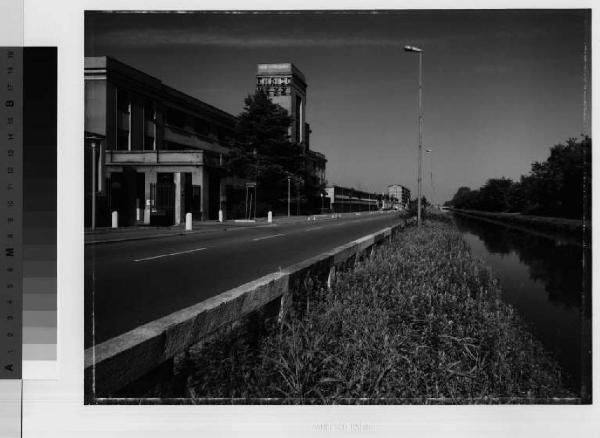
[{"xmin": 452, "ymin": 212, "xmax": 592, "ymax": 400}]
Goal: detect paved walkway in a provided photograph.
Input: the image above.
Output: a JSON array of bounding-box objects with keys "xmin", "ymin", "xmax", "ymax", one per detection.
[{"xmin": 85, "ymin": 211, "xmax": 392, "ymax": 245}]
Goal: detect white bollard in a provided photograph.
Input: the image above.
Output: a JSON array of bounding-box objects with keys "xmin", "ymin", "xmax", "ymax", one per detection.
[
  {"xmin": 268, "ymin": 211, "xmax": 272, "ymax": 223},
  {"xmin": 185, "ymin": 212, "xmax": 192, "ymax": 231},
  {"xmin": 111, "ymin": 211, "xmax": 118, "ymax": 229},
  {"xmin": 218, "ymin": 209, "xmax": 223, "ymax": 223}
]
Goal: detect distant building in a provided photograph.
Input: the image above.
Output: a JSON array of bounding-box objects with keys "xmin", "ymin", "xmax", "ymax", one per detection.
[
  {"xmin": 256, "ymin": 63, "xmax": 327, "ymax": 190},
  {"xmin": 85, "ymin": 56, "xmax": 237, "ymax": 227},
  {"xmin": 325, "ymin": 185, "xmax": 381, "ymax": 213},
  {"xmin": 387, "ymin": 184, "xmax": 411, "ymax": 208}
]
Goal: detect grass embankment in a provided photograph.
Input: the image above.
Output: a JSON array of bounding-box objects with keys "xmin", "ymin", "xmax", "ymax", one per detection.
[
  {"xmin": 449, "ymin": 208, "xmax": 588, "ymax": 236},
  {"xmin": 185, "ymin": 219, "xmax": 572, "ymax": 403}
]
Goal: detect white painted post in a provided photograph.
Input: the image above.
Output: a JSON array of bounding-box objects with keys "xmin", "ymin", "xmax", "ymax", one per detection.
[
  {"xmin": 327, "ymin": 266, "xmax": 336, "ymax": 290},
  {"xmin": 267, "ymin": 211, "xmax": 272, "ymax": 223},
  {"xmin": 174, "ymin": 172, "xmax": 182, "ymax": 225},
  {"xmin": 111, "ymin": 211, "xmax": 118, "ymax": 229},
  {"xmin": 185, "ymin": 212, "xmax": 192, "ymax": 231},
  {"xmin": 218, "ymin": 209, "xmax": 223, "ymax": 223},
  {"xmin": 144, "ymin": 199, "xmax": 151, "ymax": 224}
]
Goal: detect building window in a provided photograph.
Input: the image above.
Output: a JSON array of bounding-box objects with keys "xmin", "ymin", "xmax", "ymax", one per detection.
[
  {"xmin": 295, "ymin": 96, "xmax": 302, "ymax": 143},
  {"xmin": 166, "ymin": 108, "xmax": 186, "ymax": 129},
  {"xmin": 143, "ymin": 103, "xmax": 155, "ymax": 151},
  {"xmin": 116, "ymin": 90, "xmax": 130, "ymax": 150},
  {"xmin": 194, "ymin": 118, "xmax": 210, "ymax": 137},
  {"xmin": 117, "ymin": 131, "xmax": 129, "ymax": 150},
  {"xmin": 144, "ymin": 136, "xmax": 154, "ymax": 151}
]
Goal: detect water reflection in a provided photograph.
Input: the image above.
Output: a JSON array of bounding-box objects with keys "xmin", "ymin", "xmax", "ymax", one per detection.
[
  {"xmin": 454, "ymin": 214, "xmax": 588, "ymax": 313},
  {"xmin": 452, "ymin": 213, "xmax": 591, "ymax": 398}
]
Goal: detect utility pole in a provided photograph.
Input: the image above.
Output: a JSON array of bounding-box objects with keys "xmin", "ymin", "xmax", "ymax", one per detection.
[
  {"xmin": 91, "ymin": 140, "xmax": 96, "ymax": 231},
  {"xmin": 287, "ymin": 175, "xmax": 291, "ymax": 217},
  {"xmin": 254, "ymin": 148, "xmax": 258, "ymax": 220},
  {"xmin": 405, "ymin": 45, "xmax": 423, "ymax": 225}
]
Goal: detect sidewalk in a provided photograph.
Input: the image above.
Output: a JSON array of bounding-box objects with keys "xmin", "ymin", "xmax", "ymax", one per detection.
[{"xmin": 85, "ymin": 210, "xmax": 395, "ymax": 245}]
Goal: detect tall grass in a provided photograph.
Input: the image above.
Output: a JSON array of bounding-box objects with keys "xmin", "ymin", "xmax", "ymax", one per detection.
[{"xmin": 185, "ymin": 220, "xmax": 572, "ymax": 403}]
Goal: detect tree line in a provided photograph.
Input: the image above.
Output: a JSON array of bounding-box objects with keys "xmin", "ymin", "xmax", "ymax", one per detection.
[{"xmin": 446, "ymin": 136, "xmax": 591, "ymax": 219}]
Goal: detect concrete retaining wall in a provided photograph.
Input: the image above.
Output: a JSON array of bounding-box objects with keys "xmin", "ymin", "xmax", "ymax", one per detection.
[{"xmin": 85, "ymin": 219, "xmax": 409, "ymax": 398}]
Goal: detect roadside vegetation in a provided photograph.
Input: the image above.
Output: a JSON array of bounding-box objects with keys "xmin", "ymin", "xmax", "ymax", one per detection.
[{"xmin": 185, "ymin": 218, "xmax": 572, "ymax": 403}]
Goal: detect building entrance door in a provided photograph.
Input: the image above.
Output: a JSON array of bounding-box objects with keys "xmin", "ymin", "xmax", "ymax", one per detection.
[
  {"xmin": 150, "ymin": 172, "xmax": 175, "ymax": 226},
  {"xmin": 108, "ymin": 169, "xmax": 138, "ymax": 227},
  {"xmin": 191, "ymin": 185, "xmax": 202, "ymax": 219},
  {"xmin": 208, "ymin": 173, "xmax": 221, "ymax": 220}
]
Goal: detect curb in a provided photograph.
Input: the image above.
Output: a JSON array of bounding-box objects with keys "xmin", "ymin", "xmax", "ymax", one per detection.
[{"xmin": 85, "ymin": 212, "xmax": 397, "ymax": 246}]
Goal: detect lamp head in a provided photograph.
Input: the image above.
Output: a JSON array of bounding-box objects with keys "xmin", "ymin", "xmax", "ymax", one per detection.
[{"xmin": 404, "ymin": 45, "xmax": 422, "ymax": 53}]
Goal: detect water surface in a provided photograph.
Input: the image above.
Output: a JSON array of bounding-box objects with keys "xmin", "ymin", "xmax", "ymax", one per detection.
[{"xmin": 452, "ymin": 213, "xmax": 591, "ymax": 399}]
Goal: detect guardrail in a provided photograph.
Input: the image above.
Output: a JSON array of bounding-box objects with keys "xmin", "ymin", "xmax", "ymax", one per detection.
[{"xmin": 85, "ymin": 218, "xmax": 410, "ymax": 398}]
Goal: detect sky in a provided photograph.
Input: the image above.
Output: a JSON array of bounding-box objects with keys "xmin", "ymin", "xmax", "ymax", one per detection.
[{"xmin": 85, "ymin": 10, "xmax": 591, "ymax": 203}]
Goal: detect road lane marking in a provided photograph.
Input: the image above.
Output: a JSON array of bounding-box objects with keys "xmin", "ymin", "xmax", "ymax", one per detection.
[
  {"xmin": 305, "ymin": 226, "xmax": 324, "ymax": 232},
  {"xmin": 133, "ymin": 247, "xmax": 207, "ymax": 262},
  {"xmin": 252, "ymin": 233, "xmax": 285, "ymax": 242}
]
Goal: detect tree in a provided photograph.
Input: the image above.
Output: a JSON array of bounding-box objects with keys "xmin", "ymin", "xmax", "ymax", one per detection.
[
  {"xmin": 519, "ymin": 136, "xmax": 591, "ymax": 218},
  {"xmin": 446, "ymin": 136, "xmax": 591, "ymax": 219},
  {"xmin": 228, "ymin": 90, "xmax": 305, "ymax": 215},
  {"xmin": 449, "ymin": 186, "xmax": 474, "ymax": 208},
  {"xmin": 477, "ymin": 177, "xmax": 514, "ymax": 212}
]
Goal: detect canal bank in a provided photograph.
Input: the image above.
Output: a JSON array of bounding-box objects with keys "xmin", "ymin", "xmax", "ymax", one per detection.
[
  {"xmin": 448, "ymin": 208, "xmax": 590, "ymax": 239},
  {"xmin": 179, "ymin": 217, "xmax": 575, "ymax": 403},
  {"xmin": 451, "ymin": 212, "xmax": 591, "ymax": 401}
]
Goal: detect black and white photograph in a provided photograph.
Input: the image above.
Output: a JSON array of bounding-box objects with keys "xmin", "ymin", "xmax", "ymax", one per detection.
[{"xmin": 83, "ymin": 10, "xmax": 591, "ymax": 405}]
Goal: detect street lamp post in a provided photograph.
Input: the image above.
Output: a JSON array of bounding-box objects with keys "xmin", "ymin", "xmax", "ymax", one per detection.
[
  {"xmin": 296, "ymin": 180, "xmax": 299, "ymax": 216},
  {"xmin": 404, "ymin": 45, "xmax": 423, "ymax": 225},
  {"xmin": 253, "ymin": 148, "xmax": 258, "ymax": 220},
  {"xmin": 287, "ymin": 175, "xmax": 291, "ymax": 217},
  {"xmin": 91, "ymin": 140, "xmax": 96, "ymax": 231},
  {"xmin": 87, "ymin": 134, "xmax": 104, "ymax": 231},
  {"xmin": 426, "ymin": 148, "xmax": 434, "ymax": 207}
]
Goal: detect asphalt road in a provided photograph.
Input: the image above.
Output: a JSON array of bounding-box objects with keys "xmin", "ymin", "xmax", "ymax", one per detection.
[{"xmin": 85, "ymin": 212, "xmax": 404, "ymax": 347}]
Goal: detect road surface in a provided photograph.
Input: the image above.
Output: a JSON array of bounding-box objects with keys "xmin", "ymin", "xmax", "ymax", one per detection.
[{"xmin": 85, "ymin": 212, "xmax": 404, "ymax": 347}]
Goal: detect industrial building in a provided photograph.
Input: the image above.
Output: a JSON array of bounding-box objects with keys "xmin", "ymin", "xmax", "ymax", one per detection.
[
  {"xmin": 256, "ymin": 63, "xmax": 327, "ymax": 191},
  {"xmin": 84, "ymin": 56, "xmax": 238, "ymax": 227},
  {"xmin": 325, "ymin": 185, "xmax": 387, "ymax": 213},
  {"xmin": 85, "ymin": 58, "xmax": 328, "ymax": 228}
]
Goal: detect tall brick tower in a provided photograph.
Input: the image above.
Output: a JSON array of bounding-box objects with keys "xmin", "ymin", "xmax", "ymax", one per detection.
[{"xmin": 256, "ymin": 63, "xmax": 308, "ymax": 146}]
